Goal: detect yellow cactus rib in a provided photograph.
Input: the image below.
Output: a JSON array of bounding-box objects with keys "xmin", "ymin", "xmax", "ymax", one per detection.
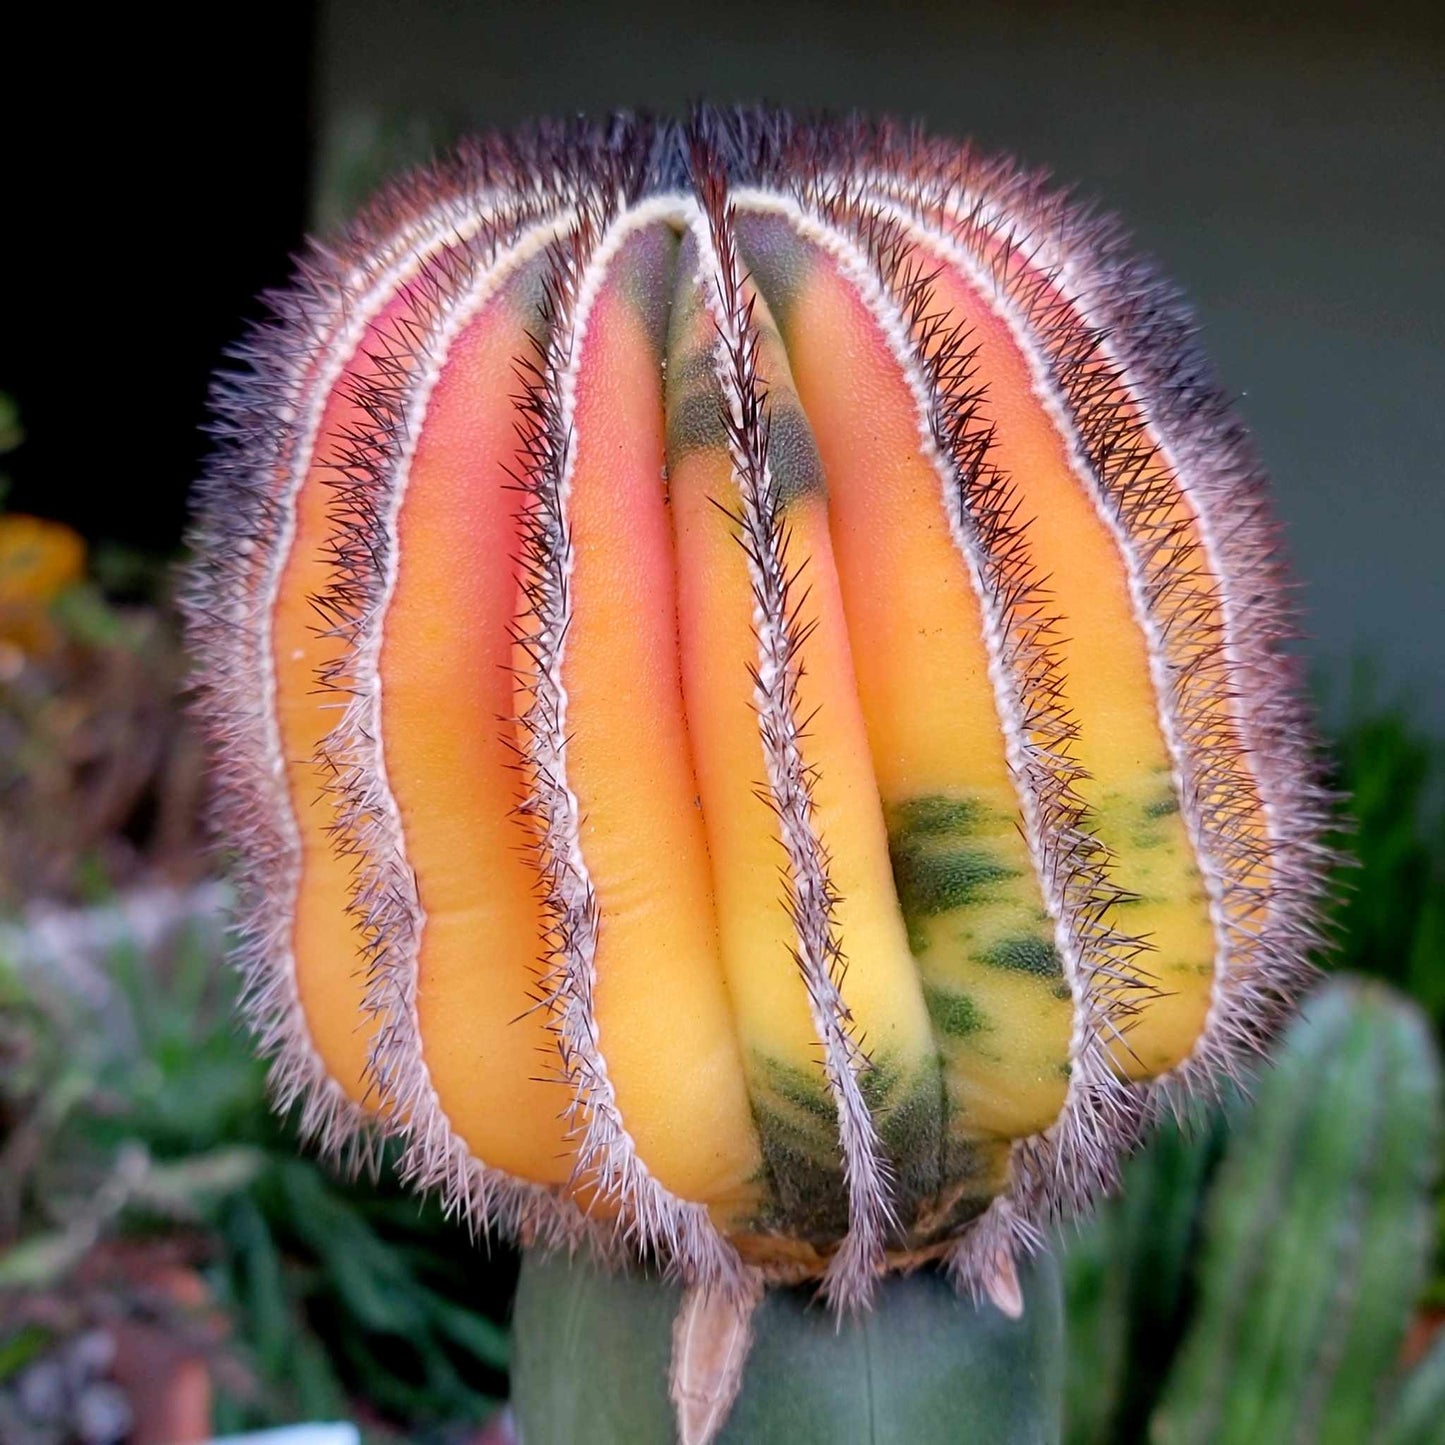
[
  {"xmin": 514, "ymin": 192, "xmax": 751, "ymax": 1291},
  {"xmin": 919, "ymin": 182, "xmax": 1298, "ymax": 1079},
  {"xmin": 546, "ymin": 215, "xmax": 763, "ymax": 1228},
  {"xmin": 856, "ymin": 148, "xmax": 1322, "ymax": 1091},
  {"xmin": 744, "ymin": 269, "xmax": 946, "ymax": 1235},
  {"xmin": 736, "ymin": 209, "xmax": 1070, "ymax": 1162},
  {"xmin": 666, "ymin": 228, "xmax": 829, "ymax": 1239},
  {"xmin": 869, "ymin": 215, "xmax": 1216, "ymax": 1082},
  {"xmin": 684, "ymin": 157, "xmax": 940, "ymax": 1307}
]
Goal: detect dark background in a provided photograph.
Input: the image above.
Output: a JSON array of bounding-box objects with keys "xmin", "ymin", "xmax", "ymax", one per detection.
[{"xmin": 7, "ymin": 0, "xmax": 1443, "ymax": 719}]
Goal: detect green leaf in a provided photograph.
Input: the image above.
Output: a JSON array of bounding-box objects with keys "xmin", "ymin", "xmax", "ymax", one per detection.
[{"xmin": 427, "ymin": 1298, "xmax": 510, "ymax": 1371}]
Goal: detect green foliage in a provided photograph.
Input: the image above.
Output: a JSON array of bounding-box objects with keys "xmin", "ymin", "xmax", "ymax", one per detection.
[
  {"xmin": 1065, "ymin": 978, "xmax": 1444, "ymax": 1445},
  {"xmin": 1153, "ymin": 981, "xmax": 1441, "ymax": 1443},
  {"xmin": 1064, "ymin": 1108, "xmax": 1229, "ymax": 1445},
  {"xmin": 0, "ymin": 907, "xmax": 511, "ymax": 1437},
  {"xmin": 1325, "ymin": 692, "xmax": 1445, "ymax": 1034}
]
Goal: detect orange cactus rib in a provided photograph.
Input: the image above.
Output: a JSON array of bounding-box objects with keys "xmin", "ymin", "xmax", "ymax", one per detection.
[
  {"xmin": 271, "ymin": 331, "xmax": 389, "ymax": 1118},
  {"xmin": 196, "ymin": 251, "xmax": 457, "ymax": 1159},
  {"xmin": 281, "ymin": 264, "xmax": 491, "ymax": 1120},
  {"xmin": 315, "ymin": 198, "xmax": 641, "ymax": 1251},
  {"xmin": 367, "ymin": 242, "xmax": 583, "ymax": 1202}
]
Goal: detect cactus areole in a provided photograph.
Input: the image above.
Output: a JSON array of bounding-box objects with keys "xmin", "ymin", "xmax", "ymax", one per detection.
[{"xmin": 186, "ymin": 107, "xmax": 1327, "ymax": 1437}]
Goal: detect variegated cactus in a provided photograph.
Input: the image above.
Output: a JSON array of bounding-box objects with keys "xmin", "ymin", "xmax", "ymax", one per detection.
[{"xmin": 186, "ymin": 108, "xmax": 1328, "ymax": 1440}]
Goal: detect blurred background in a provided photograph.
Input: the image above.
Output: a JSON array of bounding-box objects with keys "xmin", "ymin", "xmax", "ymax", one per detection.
[{"xmin": 2, "ymin": 2, "xmax": 1442, "ymax": 1441}]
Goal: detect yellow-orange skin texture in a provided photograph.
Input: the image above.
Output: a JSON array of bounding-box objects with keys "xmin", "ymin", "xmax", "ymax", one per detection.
[{"xmin": 187, "ymin": 114, "xmax": 1321, "ymax": 1287}]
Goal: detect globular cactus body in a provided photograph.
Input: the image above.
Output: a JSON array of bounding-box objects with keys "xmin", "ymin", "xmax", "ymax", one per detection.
[{"xmin": 185, "ymin": 109, "xmax": 1327, "ymax": 1317}]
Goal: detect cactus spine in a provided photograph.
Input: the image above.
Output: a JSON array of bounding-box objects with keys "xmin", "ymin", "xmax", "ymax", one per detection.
[{"xmin": 184, "ymin": 107, "xmax": 1331, "ymax": 1439}]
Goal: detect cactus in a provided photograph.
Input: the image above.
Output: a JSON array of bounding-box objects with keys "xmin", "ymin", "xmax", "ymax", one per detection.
[
  {"xmin": 184, "ymin": 108, "xmax": 1329, "ymax": 1439},
  {"xmin": 1064, "ymin": 1106, "xmax": 1228, "ymax": 1445},
  {"xmin": 513, "ymin": 1247, "xmax": 1064, "ymax": 1444},
  {"xmin": 1146, "ymin": 979, "xmax": 1443, "ymax": 1445}
]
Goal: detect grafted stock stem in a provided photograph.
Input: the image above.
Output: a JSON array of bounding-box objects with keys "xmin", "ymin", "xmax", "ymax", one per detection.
[{"xmin": 512, "ymin": 1247, "xmax": 1064, "ymax": 1444}]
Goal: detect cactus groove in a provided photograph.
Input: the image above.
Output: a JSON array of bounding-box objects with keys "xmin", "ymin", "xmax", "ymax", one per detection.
[{"xmin": 184, "ymin": 107, "xmax": 1329, "ymax": 1308}]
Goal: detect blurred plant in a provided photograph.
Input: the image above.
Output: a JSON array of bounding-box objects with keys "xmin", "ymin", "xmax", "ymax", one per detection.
[
  {"xmin": 1324, "ymin": 685, "xmax": 1445, "ymax": 1035},
  {"xmin": 0, "ymin": 515, "xmax": 86, "ymax": 659},
  {"xmin": 1064, "ymin": 977, "xmax": 1444, "ymax": 1445},
  {"xmin": 312, "ymin": 108, "xmax": 461, "ymax": 234},
  {"xmin": 0, "ymin": 393, "xmax": 22, "ymax": 458},
  {"xmin": 0, "ymin": 473, "xmax": 206, "ymax": 907},
  {"xmin": 0, "ymin": 899, "xmax": 512, "ymax": 1441},
  {"xmin": 0, "ymin": 400, "xmax": 509, "ymax": 1439}
]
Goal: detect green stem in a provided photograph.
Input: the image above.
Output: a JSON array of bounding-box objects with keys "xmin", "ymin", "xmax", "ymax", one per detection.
[{"xmin": 512, "ymin": 1249, "xmax": 1064, "ymax": 1444}]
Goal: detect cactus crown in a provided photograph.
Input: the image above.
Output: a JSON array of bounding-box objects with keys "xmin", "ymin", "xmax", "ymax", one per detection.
[{"xmin": 184, "ymin": 107, "xmax": 1329, "ymax": 1311}]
